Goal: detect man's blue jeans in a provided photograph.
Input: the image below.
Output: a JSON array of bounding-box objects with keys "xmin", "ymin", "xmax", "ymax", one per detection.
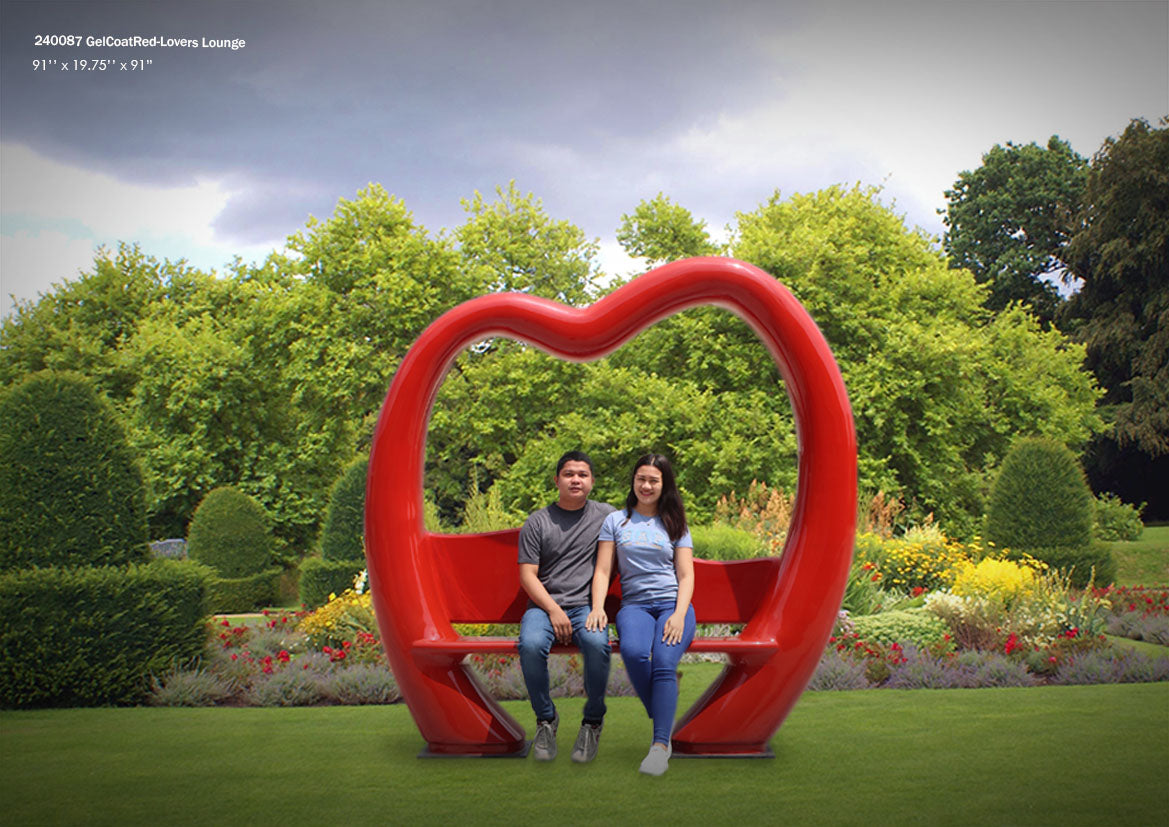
[
  {"xmin": 518, "ymin": 605, "xmax": 610, "ymax": 723},
  {"xmin": 615, "ymin": 600, "xmax": 696, "ymax": 745}
]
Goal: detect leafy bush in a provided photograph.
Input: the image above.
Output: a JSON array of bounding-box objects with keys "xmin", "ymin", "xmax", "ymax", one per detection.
[
  {"xmin": 324, "ymin": 663, "xmax": 399, "ymax": 704},
  {"xmin": 986, "ymin": 437, "xmax": 1094, "ymax": 551},
  {"xmin": 1093, "ymin": 493, "xmax": 1145, "ymax": 541},
  {"xmin": 149, "ymin": 665, "xmax": 236, "ymax": 707},
  {"xmin": 851, "ymin": 610, "xmax": 951, "ymax": 647},
  {"xmin": 807, "ymin": 651, "xmax": 871, "ymax": 691},
  {"xmin": 459, "ymin": 482, "xmax": 521, "ymax": 533},
  {"xmin": 298, "ymin": 588, "xmax": 378, "ymax": 649},
  {"xmin": 247, "ymin": 668, "xmax": 328, "ymax": 706},
  {"xmin": 1051, "ymin": 650, "xmax": 1169, "ymax": 685},
  {"xmin": 951, "ymin": 558, "xmax": 1040, "ymax": 608},
  {"xmin": 187, "ymin": 486, "xmax": 274, "ymax": 578},
  {"xmin": 320, "ymin": 457, "xmax": 368, "ymax": 561},
  {"xmin": 852, "ymin": 531, "xmax": 974, "ymax": 593},
  {"xmin": 690, "ymin": 523, "xmax": 765, "ymax": 561},
  {"xmin": 0, "ymin": 370, "xmax": 149, "ymax": 570},
  {"xmin": 0, "ymin": 559, "xmax": 209, "ymax": 707},
  {"xmin": 299, "ymin": 557, "xmax": 365, "ymax": 609},
  {"xmin": 711, "ymin": 481, "xmax": 794, "ymax": 555}
]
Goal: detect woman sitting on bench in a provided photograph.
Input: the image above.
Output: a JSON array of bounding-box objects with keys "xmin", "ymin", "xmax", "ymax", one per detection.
[{"xmin": 587, "ymin": 453, "xmax": 695, "ymax": 776}]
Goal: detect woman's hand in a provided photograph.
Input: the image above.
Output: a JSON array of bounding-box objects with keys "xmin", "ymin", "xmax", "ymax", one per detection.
[
  {"xmin": 585, "ymin": 607, "xmax": 608, "ymax": 632},
  {"xmin": 662, "ymin": 611, "xmax": 686, "ymax": 645}
]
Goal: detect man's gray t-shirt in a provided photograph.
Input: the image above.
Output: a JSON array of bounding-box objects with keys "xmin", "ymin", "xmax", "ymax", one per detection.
[{"xmin": 518, "ymin": 500, "xmax": 616, "ymax": 609}]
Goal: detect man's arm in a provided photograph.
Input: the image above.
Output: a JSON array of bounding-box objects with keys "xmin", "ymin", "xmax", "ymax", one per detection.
[{"xmin": 519, "ymin": 563, "xmax": 573, "ymax": 645}]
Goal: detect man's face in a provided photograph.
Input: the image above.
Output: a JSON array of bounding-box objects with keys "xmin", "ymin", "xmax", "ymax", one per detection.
[{"xmin": 554, "ymin": 460, "xmax": 594, "ymax": 508}]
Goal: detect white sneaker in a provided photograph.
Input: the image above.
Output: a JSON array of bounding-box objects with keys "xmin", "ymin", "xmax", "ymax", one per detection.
[{"xmin": 638, "ymin": 743, "xmax": 670, "ymax": 776}]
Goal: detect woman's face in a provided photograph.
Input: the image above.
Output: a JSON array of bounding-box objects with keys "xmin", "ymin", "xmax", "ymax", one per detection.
[{"xmin": 632, "ymin": 464, "xmax": 663, "ymax": 509}]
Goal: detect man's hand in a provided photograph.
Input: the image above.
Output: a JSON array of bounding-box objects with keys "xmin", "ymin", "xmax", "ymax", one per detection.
[{"xmin": 550, "ymin": 607, "xmax": 573, "ymax": 645}]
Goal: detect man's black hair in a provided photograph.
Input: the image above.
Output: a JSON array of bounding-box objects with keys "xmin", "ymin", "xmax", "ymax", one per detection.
[{"xmin": 556, "ymin": 450, "xmax": 595, "ymax": 476}]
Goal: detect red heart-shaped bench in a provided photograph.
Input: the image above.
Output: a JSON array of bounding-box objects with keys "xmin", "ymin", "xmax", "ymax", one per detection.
[{"xmin": 366, "ymin": 256, "xmax": 856, "ymax": 757}]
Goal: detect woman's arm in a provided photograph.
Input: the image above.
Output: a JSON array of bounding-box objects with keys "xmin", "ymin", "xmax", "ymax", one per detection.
[
  {"xmin": 585, "ymin": 540, "xmax": 616, "ymax": 632},
  {"xmin": 662, "ymin": 546, "xmax": 694, "ymax": 645}
]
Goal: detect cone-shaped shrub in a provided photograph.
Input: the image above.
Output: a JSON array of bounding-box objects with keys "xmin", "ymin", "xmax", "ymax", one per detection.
[
  {"xmin": 186, "ymin": 486, "xmax": 273, "ymax": 578},
  {"xmin": 319, "ymin": 457, "xmax": 368, "ymax": 562},
  {"xmin": 0, "ymin": 371, "xmax": 148, "ymax": 570},
  {"xmin": 986, "ymin": 437, "xmax": 1093, "ymax": 551}
]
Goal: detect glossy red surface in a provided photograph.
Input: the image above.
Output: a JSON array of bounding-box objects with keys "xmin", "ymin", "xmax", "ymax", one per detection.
[{"xmin": 365, "ymin": 256, "xmax": 856, "ymax": 757}]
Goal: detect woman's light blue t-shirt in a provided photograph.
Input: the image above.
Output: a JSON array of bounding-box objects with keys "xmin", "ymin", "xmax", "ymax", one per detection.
[{"xmin": 599, "ymin": 509, "xmax": 693, "ymax": 605}]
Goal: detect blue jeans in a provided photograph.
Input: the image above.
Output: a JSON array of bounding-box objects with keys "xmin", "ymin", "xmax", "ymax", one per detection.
[
  {"xmin": 518, "ymin": 606, "xmax": 610, "ymax": 723},
  {"xmin": 616, "ymin": 600, "xmax": 696, "ymax": 745}
]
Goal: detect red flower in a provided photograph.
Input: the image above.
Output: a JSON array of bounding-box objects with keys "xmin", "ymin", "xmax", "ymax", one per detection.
[{"xmin": 277, "ymin": 650, "xmax": 290, "ymax": 663}]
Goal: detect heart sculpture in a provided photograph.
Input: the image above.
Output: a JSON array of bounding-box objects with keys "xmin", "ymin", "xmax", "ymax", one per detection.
[{"xmin": 366, "ymin": 256, "xmax": 856, "ymax": 756}]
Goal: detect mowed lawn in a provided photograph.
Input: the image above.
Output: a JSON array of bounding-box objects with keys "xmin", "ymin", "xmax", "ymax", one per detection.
[
  {"xmin": 2, "ymin": 668, "xmax": 1166, "ymax": 826},
  {"xmin": 1108, "ymin": 524, "xmax": 1169, "ymax": 586}
]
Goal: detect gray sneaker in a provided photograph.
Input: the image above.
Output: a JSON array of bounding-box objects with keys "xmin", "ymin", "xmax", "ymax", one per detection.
[
  {"xmin": 532, "ymin": 712, "xmax": 558, "ymax": 761},
  {"xmin": 570, "ymin": 722, "xmax": 603, "ymax": 763},
  {"xmin": 638, "ymin": 743, "xmax": 670, "ymax": 776}
]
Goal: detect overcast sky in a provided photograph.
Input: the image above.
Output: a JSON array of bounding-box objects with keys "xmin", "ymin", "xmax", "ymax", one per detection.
[{"xmin": 2, "ymin": 0, "xmax": 1166, "ymax": 315}]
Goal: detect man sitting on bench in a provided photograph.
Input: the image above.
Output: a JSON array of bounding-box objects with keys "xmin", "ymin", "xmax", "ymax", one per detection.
[{"xmin": 517, "ymin": 450, "xmax": 616, "ymax": 763}]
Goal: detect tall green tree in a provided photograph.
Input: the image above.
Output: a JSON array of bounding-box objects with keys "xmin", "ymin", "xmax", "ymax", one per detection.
[
  {"xmin": 1059, "ymin": 118, "xmax": 1169, "ymax": 457},
  {"xmin": 456, "ymin": 181, "xmax": 603, "ymax": 305},
  {"xmin": 730, "ymin": 186, "xmax": 1101, "ymax": 536},
  {"xmin": 616, "ymin": 193, "xmax": 720, "ymax": 266},
  {"xmin": 610, "ymin": 195, "xmax": 768, "ymax": 392},
  {"xmin": 942, "ymin": 136, "xmax": 1088, "ymax": 324},
  {"xmin": 1058, "ymin": 118, "xmax": 1169, "ymax": 518}
]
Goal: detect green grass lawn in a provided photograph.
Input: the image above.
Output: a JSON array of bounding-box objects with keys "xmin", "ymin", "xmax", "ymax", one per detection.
[
  {"xmin": 1108, "ymin": 525, "xmax": 1169, "ymax": 586},
  {"xmin": 2, "ymin": 663, "xmax": 1165, "ymax": 827}
]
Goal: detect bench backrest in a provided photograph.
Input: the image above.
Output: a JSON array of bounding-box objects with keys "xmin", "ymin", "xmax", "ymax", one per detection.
[{"xmin": 427, "ymin": 529, "xmax": 780, "ymax": 625}]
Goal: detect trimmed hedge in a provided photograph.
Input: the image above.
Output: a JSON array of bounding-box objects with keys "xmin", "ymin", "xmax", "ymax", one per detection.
[
  {"xmin": 986, "ymin": 437, "xmax": 1094, "ymax": 551},
  {"xmin": 206, "ymin": 568, "xmax": 281, "ymax": 614},
  {"xmin": 299, "ymin": 557, "xmax": 365, "ymax": 609},
  {"xmin": 0, "ymin": 559, "xmax": 210, "ymax": 708},
  {"xmin": 187, "ymin": 487, "xmax": 274, "ymax": 579},
  {"xmin": 0, "ymin": 370, "xmax": 149, "ymax": 570},
  {"xmin": 320, "ymin": 457, "xmax": 368, "ymax": 562}
]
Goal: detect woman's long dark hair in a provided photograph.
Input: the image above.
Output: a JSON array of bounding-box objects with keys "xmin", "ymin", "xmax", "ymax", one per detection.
[{"xmin": 623, "ymin": 453, "xmax": 688, "ymax": 542}]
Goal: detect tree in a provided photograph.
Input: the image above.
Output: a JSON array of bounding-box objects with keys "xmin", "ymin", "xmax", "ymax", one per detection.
[
  {"xmin": 616, "ymin": 193, "xmax": 720, "ymax": 266},
  {"xmin": 730, "ymin": 185, "xmax": 1102, "ymax": 536},
  {"xmin": 0, "ymin": 244, "xmax": 202, "ymax": 399},
  {"xmin": 942, "ymin": 136, "xmax": 1088, "ymax": 324},
  {"xmin": 456, "ymin": 182, "xmax": 603, "ymax": 305},
  {"xmin": 1058, "ymin": 118, "xmax": 1169, "ymax": 518},
  {"xmin": 610, "ymin": 195, "xmax": 770, "ymax": 393}
]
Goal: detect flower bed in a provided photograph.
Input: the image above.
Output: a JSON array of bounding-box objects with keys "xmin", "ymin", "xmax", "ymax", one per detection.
[{"xmin": 148, "ymin": 562, "xmax": 1169, "ymax": 707}]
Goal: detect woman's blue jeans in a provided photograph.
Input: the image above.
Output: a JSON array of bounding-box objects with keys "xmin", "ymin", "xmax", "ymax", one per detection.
[
  {"xmin": 616, "ymin": 600, "xmax": 696, "ymax": 745},
  {"xmin": 518, "ymin": 606, "xmax": 610, "ymax": 723}
]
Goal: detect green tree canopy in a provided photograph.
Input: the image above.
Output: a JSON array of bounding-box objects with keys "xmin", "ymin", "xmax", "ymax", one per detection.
[
  {"xmin": 1059, "ymin": 118, "xmax": 1169, "ymax": 458},
  {"xmin": 729, "ymin": 186, "xmax": 1101, "ymax": 536},
  {"xmin": 616, "ymin": 193, "xmax": 720, "ymax": 266},
  {"xmin": 456, "ymin": 181, "xmax": 604, "ymax": 305},
  {"xmin": 942, "ymin": 136, "xmax": 1087, "ymax": 324}
]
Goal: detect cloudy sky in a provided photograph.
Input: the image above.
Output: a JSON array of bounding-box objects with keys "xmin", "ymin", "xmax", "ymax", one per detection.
[{"xmin": 1, "ymin": 0, "xmax": 1166, "ymax": 315}]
